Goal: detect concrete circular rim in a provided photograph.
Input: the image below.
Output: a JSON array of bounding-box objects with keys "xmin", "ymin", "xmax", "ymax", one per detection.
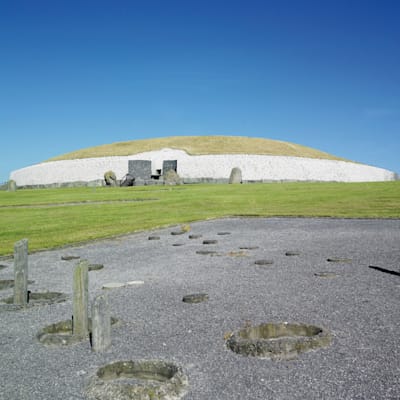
[
  {"xmin": 85, "ymin": 359, "xmax": 188, "ymax": 400},
  {"xmin": 37, "ymin": 317, "xmax": 119, "ymax": 346},
  {"xmin": 0, "ymin": 279, "xmax": 34, "ymax": 290},
  {"xmin": 254, "ymin": 259, "xmax": 274, "ymax": 266},
  {"xmin": 182, "ymin": 293, "xmax": 209, "ymax": 303},
  {"xmin": 2, "ymin": 291, "xmax": 67, "ymax": 306},
  {"xmin": 226, "ymin": 322, "xmax": 332, "ymax": 360}
]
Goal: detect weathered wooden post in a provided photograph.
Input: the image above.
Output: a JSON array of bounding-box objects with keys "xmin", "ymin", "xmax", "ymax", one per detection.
[
  {"xmin": 14, "ymin": 239, "xmax": 28, "ymax": 306},
  {"xmin": 72, "ymin": 260, "xmax": 89, "ymax": 339},
  {"xmin": 91, "ymin": 294, "xmax": 111, "ymax": 352}
]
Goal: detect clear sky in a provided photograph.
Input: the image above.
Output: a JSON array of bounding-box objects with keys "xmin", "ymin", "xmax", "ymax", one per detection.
[{"xmin": 1, "ymin": 0, "xmax": 399, "ymax": 183}]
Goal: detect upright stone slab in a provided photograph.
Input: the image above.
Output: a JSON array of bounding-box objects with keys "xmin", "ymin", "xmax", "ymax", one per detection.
[
  {"xmin": 13, "ymin": 239, "xmax": 28, "ymax": 306},
  {"xmin": 8, "ymin": 180, "xmax": 17, "ymax": 192},
  {"xmin": 128, "ymin": 160, "xmax": 152, "ymax": 181},
  {"xmin": 73, "ymin": 261, "xmax": 89, "ymax": 339},
  {"xmin": 162, "ymin": 160, "xmax": 177, "ymax": 174},
  {"xmin": 91, "ymin": 294, "xmax": 111, "ymax": 352},
  {"xmin": 229, "ymin": 167, "xmax": 242, "ymax": 184}
]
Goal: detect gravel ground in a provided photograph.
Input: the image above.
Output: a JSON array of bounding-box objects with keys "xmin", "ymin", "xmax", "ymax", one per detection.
[{"xmin": 1, "ymin": 217, "xmax": 399, "ymax": 400}]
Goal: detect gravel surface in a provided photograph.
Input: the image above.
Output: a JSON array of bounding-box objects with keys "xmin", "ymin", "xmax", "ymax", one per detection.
[{"xmin": 1, "ymin": 217, "xmax": 399, "ymax": 400}]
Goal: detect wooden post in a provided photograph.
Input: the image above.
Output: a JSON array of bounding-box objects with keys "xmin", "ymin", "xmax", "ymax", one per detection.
[
  {"xmin": 14, "ymin": 239, "xmax": 28, "ymax": 306},
  {"xmin": 72, "ymin": 260, "xmax": 89, "ymax": 339},
  {"xmin": 91, "ymin": 294, "xmax": 111, "ymax": 352}
]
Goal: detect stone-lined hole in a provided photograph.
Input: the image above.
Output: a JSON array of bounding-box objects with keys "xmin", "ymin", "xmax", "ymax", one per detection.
[
  {"xmin": 148, "ymin": 236, "xmax": 160, "ymax": 240},
  {"xmin": 0, "ymin": 264, "xmax": 9, "ymax": 270},
  {"xmin": 314, "ymin": 272, "xmax": 338, "ymax": 278},
  {"xmin": 88, "ymin": 264, "xmax": 104, "ymax": 271},
  {"xmin": 189, "ymin": 234, "xmax": 202, "ymax": 239},
  {"xmin": 226, "ymin": 322, "xmax": 331, "ymax": 360},
  {"xmin": 203, "ymin": 240, "xmax": 218, "ymax": 245},
  {"xmin": 285, "ymin": 251, "xmax": 300, "ymax": 256},
  {"xmin": 182, "ymin": 293, "xmax": 208, "ymax": 303},
  {"xmin": 0, "ymin": 279, "xmax": 34, "ymax": 290},
  {"xmin": 196, "ymin": 250, "xmax": 218, "ymax": 255},
  {"xmin": 3, "ymin": 291, "xmax": 67, "ymax": 306},
  {"xmin": 37, "ymin": 317, "xmax": 119, "ymax": 346},
  {"xmin": 327, "ymin": 258, "xmax": 352, "ymax": 263},
  {"xmin": 217, "ymin": 232, "xmax": 231, "ymax": 235},
  {"xmin": 254, "ymin": 259, "xmax": 274, "ymax": 266},
  {"xmin": 61, "ymin": 255, "xmax": 80, "ymax": 261},
  {"xmin": 85, "ymin": 360, "xmax": 188, "ymax": 400}
]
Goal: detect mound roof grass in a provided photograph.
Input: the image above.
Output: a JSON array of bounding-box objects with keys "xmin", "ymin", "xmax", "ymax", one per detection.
[{"xmin": 47, "ymin": 136, "xmax": 347, "ymax": 162}]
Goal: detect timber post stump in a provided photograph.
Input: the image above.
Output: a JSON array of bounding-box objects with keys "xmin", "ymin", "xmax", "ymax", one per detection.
[
  {"xmin": 13, "ymin": 239, "xmax": 28, "ymax": 306},
  {"xmin": 72, "ymin": 260, "xmax": 89, "ymax": 339}
]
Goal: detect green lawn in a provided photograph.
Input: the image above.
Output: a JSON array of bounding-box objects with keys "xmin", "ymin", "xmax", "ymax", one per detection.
[{"xmin": 1, "ymin": 181, "xmax": 399, "ymax": 256}]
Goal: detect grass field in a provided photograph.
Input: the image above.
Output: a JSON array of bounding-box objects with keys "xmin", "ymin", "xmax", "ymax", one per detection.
[{"xmin": 1, "ymin": 181, "xmax": 399, "ymax": 257}]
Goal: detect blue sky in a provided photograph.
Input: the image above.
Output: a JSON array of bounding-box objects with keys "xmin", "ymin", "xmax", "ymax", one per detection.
[{"xmin": 1, "ymin": 0, "xmax": 399, "ymax": 182}]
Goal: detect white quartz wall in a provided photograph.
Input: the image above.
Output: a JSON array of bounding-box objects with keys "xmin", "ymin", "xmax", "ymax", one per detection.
[{"xmin": 10, "ymin": 148, "xmax": 396, "ymax": 185}]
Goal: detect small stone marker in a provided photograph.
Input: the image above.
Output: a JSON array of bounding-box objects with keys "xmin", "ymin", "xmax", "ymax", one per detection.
[
  {"xmin": 14, "ymin": 239, "xmax": 29, "ymax": 306},
  {"xmin": 7, "ymin": 180, "xmax": 17, "ymax": 192},
  {"xmin": 72, "ymin": 261, "xmax": 89, "ymax": 339},
  {"xmin": 91, "ymin": 294, "xmax": 111, "ymax": 352}
]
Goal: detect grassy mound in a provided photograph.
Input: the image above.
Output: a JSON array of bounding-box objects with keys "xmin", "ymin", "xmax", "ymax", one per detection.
[{"xmin": 47, "ymin": 136, "xmax": 347, "ymax": 162}]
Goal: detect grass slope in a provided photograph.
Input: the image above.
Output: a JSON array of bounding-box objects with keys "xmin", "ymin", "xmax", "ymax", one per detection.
[
  {"xmin": 1, "ymin": 181, "xmax": 399, "ymax": 257},
  {"xmin": 47, "ymin": 136, "xmax": 347, "ymax": 162}
]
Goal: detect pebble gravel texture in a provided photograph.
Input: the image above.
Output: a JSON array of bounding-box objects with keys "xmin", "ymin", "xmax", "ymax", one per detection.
[{"xmin": 0, "ymin": 217, "xmax": 399, "ymax": 399}]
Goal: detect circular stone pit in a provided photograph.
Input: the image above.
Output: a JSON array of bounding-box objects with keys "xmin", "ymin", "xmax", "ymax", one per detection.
[
  {"xmin": 182, "ymin": 293, "xmax": 209, "ymax": 303},
  {"xmin": 61, "ymin": 255, "xmax": 81, "ymax": 260},
  {"xmin": 314, "ymin": 272, "xmax": 339, "ymax": 278},
  {"xmin": 196, "ymin": 250, "xmax": 218, "ymax": 255},
  {"xmin": 85, "ymin": 360, "xmax": 188, "ymax": 400},
  {"xmin": 327, "ymin": 258, "xmax": 352, "ymax": 263},
  {"xmin": 2, "ymin": 291, "xmax": 67, "ymax": 306},
  {"xmin": 37, "ymin": 317, "xmax": 119, "ymax": 346},
  {"xmin": 0, "ymin": 264, "xmax": 9, "ymax": 270},
  {"xmin": 0, "ymin": 279, "xmax": 34, "ymax": 290},
  {"xmin": 189, "ymin": 234, "xmax": 202, "ymax": 239},
  {"xmin": 203, "ymin": 239, "xmax": 218, "ymax": 245},
  {"xmin": 88, "ymin": 263, "xmax": 104, "ymax": 271},
  {"xmin": 285, "ymin": 251, "xmax": 300, "ymax": 256},
  {"xmin": 254, "ymin": 259, "xmax": 274, "ymax": 266},
  {"xmin": 226, "ymin": 322, "xmax": 331, "ymax": 360},
  {"xmin": 148, "ymin": 236, "xmax": 160, "ymax": 240}
]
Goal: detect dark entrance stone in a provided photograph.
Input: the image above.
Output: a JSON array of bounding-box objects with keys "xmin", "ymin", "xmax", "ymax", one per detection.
[{"xmin": 128, "ymin": 160, "xmax": 152, "ymax": 181}]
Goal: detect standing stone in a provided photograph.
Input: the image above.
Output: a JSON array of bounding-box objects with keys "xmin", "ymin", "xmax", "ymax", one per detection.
[
  {"xmin": 91, "ymin": 294, "xmax": 111, "ymax": 352},
  {"xmin": 72, "ymin": 261, "xmax": 89, "ymax": 339},
  {"xmin": 128, "ymin": 160, "xmax": 152, "ymax": 181},
  {"xmin": 13, "ymin": 239, "xmax": 28, "ymax": 306},
  {"xmin": 8, "ymin": 180, "xmax": 17, "ymax": 192},
  {"xmin": 229, "ymin": 167, "xmax": 242, "ymax": 184}
]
